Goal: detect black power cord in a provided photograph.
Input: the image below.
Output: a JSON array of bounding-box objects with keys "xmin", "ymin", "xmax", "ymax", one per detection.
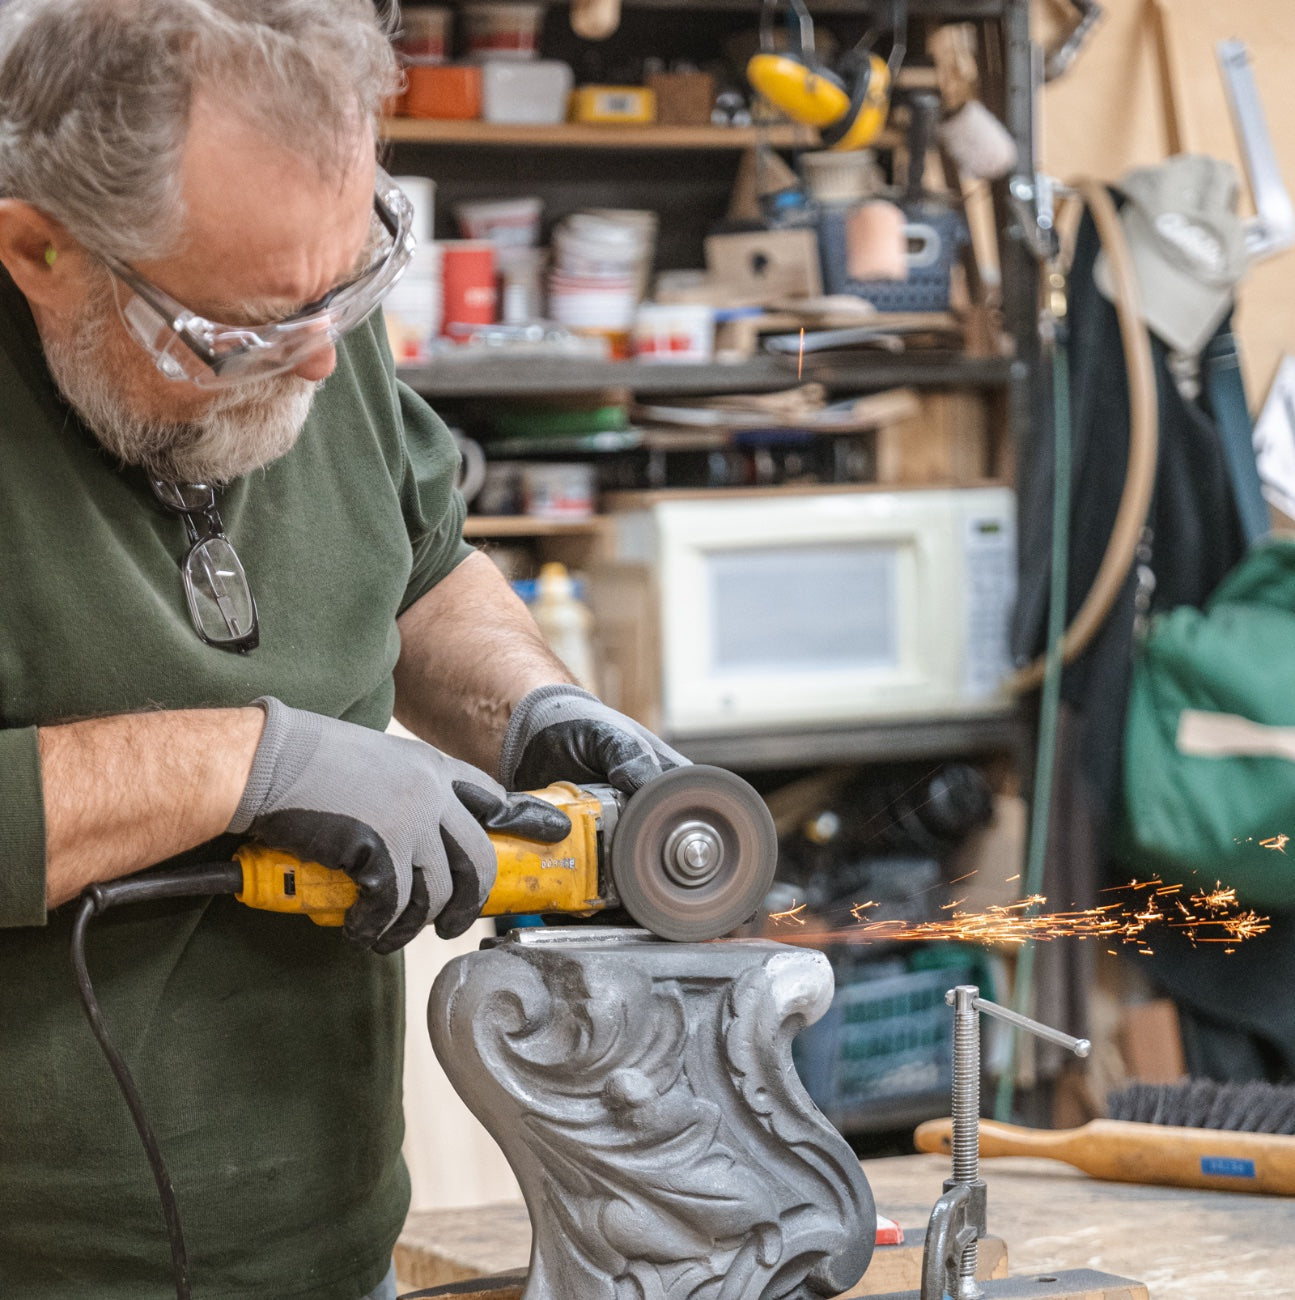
[{"xmin": 71, "ymin": 865, "xmax": 244, "ymax": 1300}]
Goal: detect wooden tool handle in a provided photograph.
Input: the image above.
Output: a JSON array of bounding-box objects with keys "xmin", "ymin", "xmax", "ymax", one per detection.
[
  {"xmin": 914, "ymin": 1117, "xmax": 1295, "ymax": 1195},
  {"xmin": 570, "ymin": 0, "xmax": 620, "ymax": 40}
]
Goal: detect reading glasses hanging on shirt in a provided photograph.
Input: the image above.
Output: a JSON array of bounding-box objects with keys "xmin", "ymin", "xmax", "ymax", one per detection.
[
  {"xmin": 104, "ymin": 169, "xmax": 416, "ymax": 389},
  {"xmin": 150, "ymin": 478, "xmax": 259, "ymax": 653}
]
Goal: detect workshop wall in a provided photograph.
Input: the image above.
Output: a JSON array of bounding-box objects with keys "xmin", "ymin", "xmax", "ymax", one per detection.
[{"xmin": 1035, "ymin": 0, "xmax": 1295, "ymax": 401}]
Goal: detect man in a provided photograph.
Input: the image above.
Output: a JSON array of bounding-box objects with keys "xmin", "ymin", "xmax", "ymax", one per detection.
[{"xmin": 0, "ymin": 2, "xmax": 683, "ymax": 1297}]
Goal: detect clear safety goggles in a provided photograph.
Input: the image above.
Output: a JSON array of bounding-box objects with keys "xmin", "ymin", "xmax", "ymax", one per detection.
[{"xmin": 103, "ymin": 168, "xmax": 415, "ymax": 390}]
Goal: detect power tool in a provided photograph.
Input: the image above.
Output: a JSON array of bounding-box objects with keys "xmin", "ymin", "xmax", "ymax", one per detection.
[
  {"xmin": 70, "ymin": 764, "xmax": 778, "ymax": 1300},
  {"xmin": 139, "ymin": 763, "xmax": 776, "ymax": 943}
]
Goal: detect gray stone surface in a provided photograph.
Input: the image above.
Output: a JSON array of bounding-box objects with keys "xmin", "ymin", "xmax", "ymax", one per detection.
[{"xmin": 428, "ymin": 930, "xmax": 876, "ymax": 1300}]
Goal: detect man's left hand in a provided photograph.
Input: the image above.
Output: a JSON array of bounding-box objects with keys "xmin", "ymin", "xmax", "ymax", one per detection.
[{"xmin": 499, "ymin": 684, "xmax": 689, "ymax": 794}]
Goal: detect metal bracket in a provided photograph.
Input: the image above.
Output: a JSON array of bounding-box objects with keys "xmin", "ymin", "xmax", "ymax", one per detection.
[
  {"xmin": 1008, "ymin": 173, "xmax": 1060, "ymax": 265},
  {"xmin": 1217, "ymin": 40, "xmax": 1294, "ymax": 263}
]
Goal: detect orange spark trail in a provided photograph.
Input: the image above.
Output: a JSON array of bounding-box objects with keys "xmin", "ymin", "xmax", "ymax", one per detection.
[
  {"xmin": 767, "ymin": 878, "xmax": 1269, "ymax": 955},
  {"xmin": 797, "ymin": 327, "xmax": 805, "ymax": 379}
]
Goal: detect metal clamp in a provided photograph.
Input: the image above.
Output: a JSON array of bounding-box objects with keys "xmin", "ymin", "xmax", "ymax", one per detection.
[{"xmin": 920, "ymin": 986, "xmax": 1090, "ymax": 1300}]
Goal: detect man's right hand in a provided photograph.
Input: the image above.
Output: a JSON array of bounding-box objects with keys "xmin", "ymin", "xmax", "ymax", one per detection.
[{"xmin": 228, "ymin": 697, "xmax": 572, "ymax": 952}]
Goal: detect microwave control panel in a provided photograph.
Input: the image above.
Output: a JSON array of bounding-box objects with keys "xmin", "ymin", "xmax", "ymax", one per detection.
[{"xmin": 961, "ymin": 506, "xmax": 1018, "ymax": 700}]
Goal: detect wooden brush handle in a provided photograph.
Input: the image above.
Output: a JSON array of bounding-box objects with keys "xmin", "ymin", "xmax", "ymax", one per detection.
[{"xmin": 914, "ymin": 1117, "xmax": 1295, "ymax": 1196}]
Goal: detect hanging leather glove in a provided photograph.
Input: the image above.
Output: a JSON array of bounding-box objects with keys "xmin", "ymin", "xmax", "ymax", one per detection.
[
  {"xmin": 499, "ymin": 684, "xmax": 689, "ymax": 794},
  {"xmin": 229, "ymin": 697, "xmax": 571, "ymax": 952}
]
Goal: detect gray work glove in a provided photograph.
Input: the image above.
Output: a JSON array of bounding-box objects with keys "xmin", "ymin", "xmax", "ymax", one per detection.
[
  {"xmin": 499, "ymin": 684, "xmax": 689, "ymax": 795},
  {"xmin": 229, "ymin": 697, "xmax": 571, "ymax": 953}
]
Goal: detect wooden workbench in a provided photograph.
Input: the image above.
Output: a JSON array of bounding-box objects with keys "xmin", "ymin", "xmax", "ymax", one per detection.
[{"xmin": 397, "ymin": 1153, "xmax": 1295, "ymax": 1297}]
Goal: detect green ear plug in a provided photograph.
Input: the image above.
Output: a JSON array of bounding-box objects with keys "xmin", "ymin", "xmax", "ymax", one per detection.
[{"xmin": 44, "ymin": 246, "xmax": 57, "ymax": 267}]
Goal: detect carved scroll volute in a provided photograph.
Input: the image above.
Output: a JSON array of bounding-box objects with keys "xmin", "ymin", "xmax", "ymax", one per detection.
[{"xmin": 428, "ymin": 936, "xmax": 875, "ymax": 1300}]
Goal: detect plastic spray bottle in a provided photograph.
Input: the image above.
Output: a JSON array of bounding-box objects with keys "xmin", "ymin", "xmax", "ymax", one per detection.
[{"xmin": 532, "ymin": 562, "xmax": 597, "ymax": 692}]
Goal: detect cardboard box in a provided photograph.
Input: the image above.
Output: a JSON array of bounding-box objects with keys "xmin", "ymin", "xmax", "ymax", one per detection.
[
  {"xmin": 646, "ymin": 71, "xmax": 715, "ymax": 126},
  {"xmin": 704, "ymin": 229, "xmax": 822, "ymax": 302}
]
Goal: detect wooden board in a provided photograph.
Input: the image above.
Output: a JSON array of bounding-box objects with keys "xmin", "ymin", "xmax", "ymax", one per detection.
[
  {"xmin": 399, "ymin": 1153, "xmax": 1295, "ymax": 1297},
  {"xmin": 1036, "ymin": 0, "xmax": 1295, "ymax": 400},
  {"xmin": 395, "ymin": 1203, "xmax": 1008, "ymax": 1298}
]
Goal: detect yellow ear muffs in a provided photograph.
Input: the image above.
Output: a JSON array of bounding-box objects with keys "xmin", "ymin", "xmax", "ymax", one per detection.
[
  {"xmin": 820, "ymin": 51, "xmax": 891, "ymax": 151},
  {"xmin": 746, "ymin": 51, "xmax": 850, "ymax": 129},
  {"xmin": 746, "ymin": 48, "xmax": 891, "ymax": 150}
]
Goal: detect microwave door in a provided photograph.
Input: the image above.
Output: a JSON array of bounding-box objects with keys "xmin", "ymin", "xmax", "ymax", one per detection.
[{"xmin": 663, "ymin": 536, "xmax": 935, "ymax": 735}]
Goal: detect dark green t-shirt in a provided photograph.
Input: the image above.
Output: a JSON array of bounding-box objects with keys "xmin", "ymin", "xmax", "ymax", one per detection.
[{"xmin": 0, "ymin": 272, "xmax": 472, "ymax": 1298}]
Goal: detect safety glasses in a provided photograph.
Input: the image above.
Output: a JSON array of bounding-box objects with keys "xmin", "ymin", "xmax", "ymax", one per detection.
[
  {"xmin": 150, "ymin": 477, "xmax": 259, "ymax": 653},
  {"xmin": 105, "ymin": 169, "xmax": 415, "ymax": 390}
]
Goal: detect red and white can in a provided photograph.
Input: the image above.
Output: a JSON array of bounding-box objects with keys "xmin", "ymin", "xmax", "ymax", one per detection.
[{"xmin": 438, "ymin": 241, "xmax": 497, "ymax": 340}]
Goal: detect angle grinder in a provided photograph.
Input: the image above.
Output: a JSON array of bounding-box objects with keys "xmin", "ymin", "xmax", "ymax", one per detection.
[
  {"xmin": 88, "ymin": 764, "xmax": 778, "ymax": 943},
  {"xmin": 234, "ymin": 763, "xmax": 776, "ymax": 941},
  {"xmin": 69, "ymin": 765, "xmax": 776, "ymax": 1300}
]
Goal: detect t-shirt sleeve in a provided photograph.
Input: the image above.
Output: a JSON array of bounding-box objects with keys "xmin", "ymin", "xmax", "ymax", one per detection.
[
  {"xmin": 396, "ymin": 379, "xmax": 474, "ymax": 613},
  {"xmin": 0, "ymin": 726, "xmax": 47, "ymax": 927}
]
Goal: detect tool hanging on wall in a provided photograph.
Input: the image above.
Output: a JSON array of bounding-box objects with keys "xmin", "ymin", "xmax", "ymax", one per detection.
[
  {"xmin": 746, "ymin": 0, "xmax": 906, "ymax": 152},
  {"xmin": 1042, "ymin": 0, "xmax": 1103, "ymax": 81}
]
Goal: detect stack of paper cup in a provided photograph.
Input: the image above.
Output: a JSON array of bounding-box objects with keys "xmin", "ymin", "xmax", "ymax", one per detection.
[{"xmin": 548, "ymin": 212, "xmax": 655, "ymax": 356}]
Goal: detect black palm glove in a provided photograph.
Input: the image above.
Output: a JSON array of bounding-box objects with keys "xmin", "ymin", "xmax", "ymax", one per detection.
[
  {"xmin": 229, "ymin": 698, "xmax": 572, "ymax": 952},
  {"xmin": 499, "ymin": 684, "xmax": 689, "ymax": 795}
]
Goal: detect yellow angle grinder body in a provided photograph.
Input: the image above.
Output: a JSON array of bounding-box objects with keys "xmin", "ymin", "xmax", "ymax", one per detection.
[{"xmin": 235, "ymin": 764, "xmax": 778, "ymax": 942}]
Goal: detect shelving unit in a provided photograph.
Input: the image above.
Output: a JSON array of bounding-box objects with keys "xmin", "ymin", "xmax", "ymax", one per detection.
[
  {"xmin": 382, "ymin": 118, "xmax": 823, "ymax": 151},
  {"xmin": 396, "ymin": 354, "xmax": 1016, "ymax": 399},
  {"xmin": 387, "ymin": 0, "xmax": 1038, "ymax": 769},
  {"xmin": 461, "ymin": 515, "xmax": 607, "ymax": 538}
]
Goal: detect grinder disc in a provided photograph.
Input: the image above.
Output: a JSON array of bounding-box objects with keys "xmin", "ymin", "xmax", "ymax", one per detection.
[{"xmin": 610, "ymin": 765, "xmax": 777, "ymax": 942}]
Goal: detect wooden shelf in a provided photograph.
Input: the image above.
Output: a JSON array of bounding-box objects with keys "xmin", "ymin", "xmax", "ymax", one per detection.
[
  {"xmin": 398, "ymin": 354, "xmax": 1016, "ymax": 399},
  {"xmin": 462, "ymin": 515, "xmax": 608, "ymax": 538},
  {"xmin": 611, "ymin": 0, "xmax": 1004, "ymax": 12},
  {"xmin": 671, "ymin": 711, "xmax": 1027, "ymax": 770},
  {"xmin": 381, "ymin": 118, "xmax": 825, "ymax": 150}
]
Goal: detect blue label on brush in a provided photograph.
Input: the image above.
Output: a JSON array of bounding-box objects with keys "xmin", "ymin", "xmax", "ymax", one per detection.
[{"xmin": 1200, "ymin": 1156, "xmax": 1256, "ymax": 1179}]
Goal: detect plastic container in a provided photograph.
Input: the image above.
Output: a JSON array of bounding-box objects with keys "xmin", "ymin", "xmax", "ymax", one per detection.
[
  {"xmin": 817, "ymin": 204, "xmax": 968, "ymax": 312},
  {"xmin": 454, "ymin": 196, "xmax": 543, "ymax": 249},
  {"xmin": 531, "ymin": 561, "xmax": 597, "ymax": 691},
  {"xmin": 395, "ymin": 6, "xmax": 451, "ymax": 65},
  {"xmin": 381, "ymin": 243, "xmax": 443, "ymax": 363},
  {"xmin": 498, "ymin": 247, "xmax": 546, "ymax": 324},
  {"xmin": 799, "ymin": 149, "xmax": 884, "ymax": 205},
  {"xmin": 522, "ymin": 464, "xmax": 596, "ymax": 520},
  {"xmin": 404, "ymin": 64, "xmax": 482, "ymax": 120},
  {"xmin": 463, "ymin": 3, "xmax": 543, "ymax": 61},
  {"xmin": 632, "ymin": 302, "xmax": 715, "ymax": 364},
  {"xmin": 792, "ymin": 954, "xmax": 980, "ymax": 1134},
  {"xmin": 392, "ymin": 176, "xmax": 437, "ymax": 244},
  {"xmin": 482, "ymin": 60, "xmax": 573, "ymax": 124}
]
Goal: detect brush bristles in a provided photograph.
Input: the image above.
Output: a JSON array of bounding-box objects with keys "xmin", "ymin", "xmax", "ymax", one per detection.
[{"xmin": 1107, "ymin": 1079, "xmax": 1295, "ymax": 1134}]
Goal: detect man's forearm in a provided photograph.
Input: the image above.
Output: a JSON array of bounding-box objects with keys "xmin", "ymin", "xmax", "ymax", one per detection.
[
  {"xmin": 393, "ymin": 550, "xmax": 574, "ymax": 776},
  {"xmin": 39, "ymin": 707, "xmax": 265, "ymax": 909}
]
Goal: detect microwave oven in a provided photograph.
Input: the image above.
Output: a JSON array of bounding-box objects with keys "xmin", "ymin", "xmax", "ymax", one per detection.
[{"xmin": 586, "ymin": 486, "xmax": 1017, "ymax": 740}]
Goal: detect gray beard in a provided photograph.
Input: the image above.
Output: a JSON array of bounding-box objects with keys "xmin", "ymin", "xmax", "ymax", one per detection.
[{"xmin": 43, "ymin": 279, "xmax": 320, "ymax": 485}]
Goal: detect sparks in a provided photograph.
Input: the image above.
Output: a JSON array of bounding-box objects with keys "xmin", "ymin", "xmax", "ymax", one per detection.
[
  {"xmin": 1261, "ymin": 834, "xmax": 1289, "ymax": 854},
  {"xmin": 797, "ymin": 327, "xmax": 805, "ymax": 380},
  {"xmin": 770, "ymin": 879, "xmax": 1269, "ymax": 953},
  {"xmin": 768, "ymin": 901, "xmax": 808, "ymax": 926}
]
